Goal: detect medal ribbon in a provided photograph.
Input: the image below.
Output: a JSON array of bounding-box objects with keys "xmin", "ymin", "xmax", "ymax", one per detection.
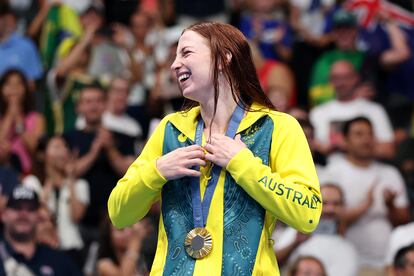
[{"xmin": 191, "ymin": 104, "xmax": 245, "ymax": 228}]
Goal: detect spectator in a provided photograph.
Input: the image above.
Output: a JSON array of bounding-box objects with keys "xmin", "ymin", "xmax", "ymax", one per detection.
[
  {"xmin": 8, "ymin": 0, "xmax": 38, "ymax": 33},
  {"xmin": 86, "ymin": 3, "xmax": 127, "ymax": 79},
  {"xmin": 0, "ymin": 186, "xmax": 82, "ymax": 275},
  {"xmin": 250, "ymin": 42, "xmax": 296, "ymax": 112},
  {"xmin": 27, "ymin": 1, "xmax": 83, "ymax": 70},
  {"xmin": 0, "ymin": 3, "xmax": 43, "ymax": 86},
  {"xmin": 46, "ymin": 17, "xmax": 100, "ymax": 134},
  {"xmin": 297, "ymin": 118, "xmax": 326, "ymax": 177},
  {"xmin": 275, "ymin": 184, "xmax": 358, "ymax": 276},
  {"xmin": 63, "ymin": 85, "xmax": 134, "ymax": 251},
  {"xmin": 77, "ymin": 77, "xmax": 143, "ymax": 150},
  {"xmin": 288, "ymin": 0, "xmax": 335, "ymax": 106},
  {"xmin": 41, "ymin": 136, "xmax": 90, "ymax": 266},
  {"xmin": 396, "ymin": 138, "xmax": 414, "ymax": 217},
  {"xmin": 97, "ymin": 216, "xmax": 151, "ymax": 276},
  {"xmin": 321, "ymin": 116, "xmax": 410, "ymax": 275},
  {"xmin": 0, "ymin": 69, "xmax": 45, "ymax": 175},
  {"xmin": 173, "ymin": 0, "xmax": 228, "ymax": 26},
  {"xmin": 115, "ymin": 11, "xmax": 157, "ymax": 137},
  {"xmin": 148, "ymin": 38, "xmax": 184, "ymax": 118},
  {"xmin": 239, "ymin": 0, "xmax": 293, "ymax": 62},
  {"xmin": 289, "ymin": 0, "xmax": 335, "ymax": 46},
  {"xmin": 392, "ymin": 243, "xmax": 414, "ymax": 276},
  {"xmin": 309, "ymin": 60, "xmax": 395, "ymax": 160},
  {"xmin": 308, "ymin": 9, "xmax": 410, "ymax": 106},
  {"xmin": 385, "ymin": 223, "xmax": 414, "ymax": 275},
  {"xmin": 288, "ymin": 255, "xmax": 327, "ymax": 276}
]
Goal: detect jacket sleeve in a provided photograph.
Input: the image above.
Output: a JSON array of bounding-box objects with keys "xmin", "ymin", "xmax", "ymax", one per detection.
[
  {"xmin": 226, "ymin": 113, "xmax": 322, "ymax": 233},
  {"xmin": 107, "ymin": 118, "xmax": 168, "ymax": 228}
]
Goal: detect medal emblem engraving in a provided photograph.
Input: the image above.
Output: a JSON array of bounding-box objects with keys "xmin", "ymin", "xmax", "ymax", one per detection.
[{"xmin": 184, "ymin": 228, "xmax": 213, "ymax": 259}]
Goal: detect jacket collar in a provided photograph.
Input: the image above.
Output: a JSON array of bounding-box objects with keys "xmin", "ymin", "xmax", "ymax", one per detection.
[{"xmin": 168, "ymin": 102, "xmax": 271, "ymax": 142}]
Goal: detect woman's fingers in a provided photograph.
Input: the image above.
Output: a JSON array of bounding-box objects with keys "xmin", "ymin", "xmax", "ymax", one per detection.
[
  {"xmin": 204, "ymin": 152, "xmax": 217, "ymax": 164},
  {"xmin": 181, "ymin": 168, "xmax": 202, "ymax": 177},
  {"xmin": 183, "ymin": 147, "xmax": 205, "ymax": 159},
  {"xmin": 203, "ymin": 143, "xmax": 214, "ymax": 154}
]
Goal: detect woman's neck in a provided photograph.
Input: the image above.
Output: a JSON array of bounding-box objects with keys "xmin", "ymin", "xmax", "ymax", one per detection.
[{"xmin": 200, "ymin": 89, "xmax": 238, "ymax": 136}]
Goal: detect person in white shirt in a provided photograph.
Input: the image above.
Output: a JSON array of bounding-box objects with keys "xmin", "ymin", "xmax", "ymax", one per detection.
[
  {"xmin": 321, "ymin": 116, "xmax": 409, "ymax": 276},
  {"xmin": 41, "ymin": 136, "xmax": 90, "ymax": 266},
  {"xmin": 309, "ymin": 60, "xmax": 394, "ymax": 160},
  {"xmin": 274, "ymin": 184, "xmax": 358, "ymax": 276}
]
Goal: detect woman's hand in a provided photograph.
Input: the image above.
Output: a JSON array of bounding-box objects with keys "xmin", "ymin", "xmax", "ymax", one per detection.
[
  {"xmin": 156, "ymin": 145, "xmax": 206, "ymax": 180},
  {"xmin": 65, "ymin": 149, "xmax": 79, "ymax": 180},
  {"xmin": 204, "ymin": 134, "xmax": 246, "ymax": 168},
  {"xmin": 131, "ymin": 218, "xmax": 152, "ymax": 242}
]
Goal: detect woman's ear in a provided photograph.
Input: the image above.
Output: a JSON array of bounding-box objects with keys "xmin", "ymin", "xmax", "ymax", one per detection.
[
  {"xmin": 225, "ymin": 52, "xmax": 232, "ymax": 63},
  {"xmin": 219, "ymin": 52, "xmax": 232, "ymax": 70}
]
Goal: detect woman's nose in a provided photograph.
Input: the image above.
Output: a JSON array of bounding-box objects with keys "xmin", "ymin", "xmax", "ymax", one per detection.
[{"xmin": 171, "ymin": 56, "xmax": 181, "ymax": 71}]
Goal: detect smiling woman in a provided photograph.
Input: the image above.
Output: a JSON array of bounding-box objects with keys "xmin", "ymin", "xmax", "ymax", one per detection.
[
  {"xmin": 0, "ymin": 69, "xmax": 45, "ymax": 175},
  {"xmin": 108, "ymin": 22, "xmax": 322, "ymax": 276}
]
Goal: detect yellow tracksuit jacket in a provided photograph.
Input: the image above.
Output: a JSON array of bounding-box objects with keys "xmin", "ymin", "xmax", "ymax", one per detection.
[{"xmin": 108, "ymin": 103, "xmax": 322, "ymax": 275}]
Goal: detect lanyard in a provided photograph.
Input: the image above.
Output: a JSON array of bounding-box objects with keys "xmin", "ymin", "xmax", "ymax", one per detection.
[{"xmin": 191, "ymin": 104, "xmax": 244, "ymax": 228}]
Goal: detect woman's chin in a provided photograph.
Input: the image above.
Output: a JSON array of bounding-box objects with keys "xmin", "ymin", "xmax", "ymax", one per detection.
[{"xmin": 182, "ymin": 90, "xmax": 197, "ymax": 102}]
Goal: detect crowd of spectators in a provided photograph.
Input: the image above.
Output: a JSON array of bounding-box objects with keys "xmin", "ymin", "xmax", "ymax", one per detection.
[{"xmin": 0, "ymin": 0, "xmax": 414, "ymax": 275}]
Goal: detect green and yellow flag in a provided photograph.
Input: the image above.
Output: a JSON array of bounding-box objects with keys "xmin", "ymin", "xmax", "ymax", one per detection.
[{"xmin": 40, "ymin": 4, "xmax": 82, "ymax": 69}]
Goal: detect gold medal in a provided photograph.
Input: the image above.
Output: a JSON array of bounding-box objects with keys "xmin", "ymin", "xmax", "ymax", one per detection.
[{"xmin": 184, "ymin": 228, "xmax": 213, "ymax": 259}]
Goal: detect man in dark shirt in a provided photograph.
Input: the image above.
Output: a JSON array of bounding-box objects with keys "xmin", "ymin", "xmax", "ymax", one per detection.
[
  {"xmin": 0, "ymin": 186, "xmax": 82, "ymax": 275},
  {"xmin": 64, "ymin": 85, "xmax": 135, "ymax": 243}
]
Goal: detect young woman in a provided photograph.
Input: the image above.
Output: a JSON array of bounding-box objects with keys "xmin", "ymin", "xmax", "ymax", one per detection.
[
  {"xmin": 97, "ymin": 217, "xmax": 151, "ymax": 276},
  {"xmin": 0, "ymin": 69, "xmax": 45, "ymax": 175},
  {"xmin": 108, "ymin": 22, "xmax": 322, "ymax": 275}
]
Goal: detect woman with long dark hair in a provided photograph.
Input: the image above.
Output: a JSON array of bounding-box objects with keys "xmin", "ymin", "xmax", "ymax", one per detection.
[
  {"xmin": 108, "ymin": 22, "xmax": 322, "ymax": 275},
  {"xmin": 0, "ymin": 69, "xmax": 45, "ymax": 174}
]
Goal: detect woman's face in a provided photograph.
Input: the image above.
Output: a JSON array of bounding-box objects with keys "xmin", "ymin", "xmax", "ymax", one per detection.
[
  {"xmin": 171, "ymin": 30, "xmax": 214, "ymax": 104},
  {"xmin": 1, "ymin": 73, "xmax": 26, "ymax": 103},
  {"xmin": 45, "ymin": 137, "xmax": 69, "ymax": 170}
]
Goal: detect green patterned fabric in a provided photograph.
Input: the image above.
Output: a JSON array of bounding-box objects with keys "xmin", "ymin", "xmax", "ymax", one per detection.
[{"xmin": 161, "ymin": 116, "xmax": 272, "ymax": 275}]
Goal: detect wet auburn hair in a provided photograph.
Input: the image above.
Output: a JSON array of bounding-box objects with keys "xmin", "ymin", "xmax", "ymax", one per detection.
[{"xmin": 181, "ymin": 22, "xmax": 274, "ymax": 115}]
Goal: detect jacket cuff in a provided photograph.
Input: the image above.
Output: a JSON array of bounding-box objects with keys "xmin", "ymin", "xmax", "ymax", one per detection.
[
  {"xmin": 226, "ymin": 148, "xmax": 257, "ymax": 183},
  {"xmin": 141, "ymin": 159, "xmax": 167, "ymax": 191}
]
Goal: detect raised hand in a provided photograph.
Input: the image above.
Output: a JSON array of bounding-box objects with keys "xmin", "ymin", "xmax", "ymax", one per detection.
[
  {"xmin": 111, "ymin": 23, "xmax": 134, "ymax": 49},
  {"xmin": 131, "ymin": 218, "xmax": 153, "ymax": 241},
  {"xmin": 156, "ymin": 145, "xmax": 206, "ymax": 180},
  {"xmin": 65, "ymin": 149, "xmax": 79, "ymax": 179},
  {"xmin": 204, "ymin": 134, "xmax": 246, "ymax": 168}
]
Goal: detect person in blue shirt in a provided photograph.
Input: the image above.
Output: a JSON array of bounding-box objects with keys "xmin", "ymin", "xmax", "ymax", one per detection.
[{"xmin": 0, "ymin": 3, "xmax": 43, "ymax": 83}]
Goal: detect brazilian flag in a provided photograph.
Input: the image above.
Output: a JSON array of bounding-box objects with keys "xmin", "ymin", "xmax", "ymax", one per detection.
[{"xmin": 39, "ymin": 4, "xmax": 82, "ymax": 69}]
